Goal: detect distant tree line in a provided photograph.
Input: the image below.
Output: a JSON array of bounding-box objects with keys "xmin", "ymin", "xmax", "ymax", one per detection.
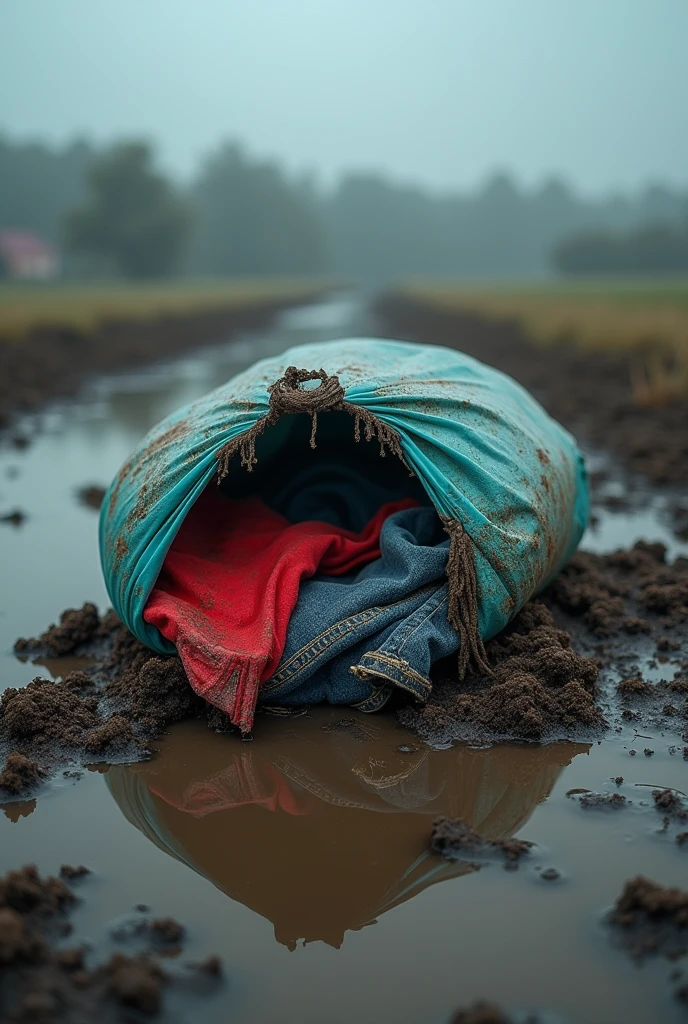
[
  {"xmin": 552, "ymin": 221, "xmax": 688, "ymax": 275},
  {"xmin": 1, "ymin": 133, "xmax": 687, "ymax": 281}
]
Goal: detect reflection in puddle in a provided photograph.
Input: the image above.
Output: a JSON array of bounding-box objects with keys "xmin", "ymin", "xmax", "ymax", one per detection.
[
  {"xmin": 1, "ymin": 799, "xmax": 36, "ymax": 822},
  {"xmin": 106, "ymin": 710, "xmax": 588, "ymax": 950},
  {"xmin": 15, "ymin": 654, "xmax": 96, "ymax": 680}
]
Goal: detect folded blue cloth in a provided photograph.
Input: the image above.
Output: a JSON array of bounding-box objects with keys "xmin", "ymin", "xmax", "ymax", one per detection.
[
  {"xmin": 260, "ymin": 423, "xmax": 430, "ymax": 530},
  {"xmin": 260, "ymin": 505, "xmax": 457, "ymax": 713}
]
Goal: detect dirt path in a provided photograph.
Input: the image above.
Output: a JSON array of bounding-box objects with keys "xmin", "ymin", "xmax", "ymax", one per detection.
[
  {"xmin": 375, "ymin": 293, "xmax": 688, "ymax": 501},
  {"xmin": 0, "ymin": 293, "xmax": 323, "ymax": 439}
]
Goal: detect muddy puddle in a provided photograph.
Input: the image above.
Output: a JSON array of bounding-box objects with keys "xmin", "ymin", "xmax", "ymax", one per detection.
[{"xmin": 2, "ymin": 294, "xmax": 688, "ymax": 1023}]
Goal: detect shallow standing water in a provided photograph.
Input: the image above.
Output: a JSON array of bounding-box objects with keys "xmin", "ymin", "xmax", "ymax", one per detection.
[{"xmin": 1, "ymin": 295, "xmax": 687, "ymax": 1023}]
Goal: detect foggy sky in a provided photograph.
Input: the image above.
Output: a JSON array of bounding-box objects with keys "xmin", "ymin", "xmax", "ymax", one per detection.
[{"xmin": 2, "ymin": 0, "xmax": 687, "ymax": 194}]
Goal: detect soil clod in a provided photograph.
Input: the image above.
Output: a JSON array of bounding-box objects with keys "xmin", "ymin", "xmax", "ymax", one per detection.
[
  {"xmin": 401, "ymin": 600, "xmax": 602, "ymax": 744},
  {"xmin": 608, "ymin": 876, "xmax": 688, "ymax": 960},
  {"xmin": 431, "ymin": 816, "xmax": 533, "ymax": 866},
  {"xmin": 76, "ymin": 485, "xmax": 107, "ymax": 511},
  {"xmin": 0, "ymin": 865, "xmax": 221, "ymax": 1021},
  {"xmin": 0, "ymin": 753, "xmax": 45, "ymax": 796}
]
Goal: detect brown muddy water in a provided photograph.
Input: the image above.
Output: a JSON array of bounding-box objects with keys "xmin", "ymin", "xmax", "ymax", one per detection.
[{"xmin": 1, "ymin": 295, "xmax": 688, "ymax": 1023}]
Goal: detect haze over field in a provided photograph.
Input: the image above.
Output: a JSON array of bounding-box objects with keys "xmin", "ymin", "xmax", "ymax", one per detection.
[{"xmin": 2, "ymin": 0, "xmax": 687, "ymax": 193}]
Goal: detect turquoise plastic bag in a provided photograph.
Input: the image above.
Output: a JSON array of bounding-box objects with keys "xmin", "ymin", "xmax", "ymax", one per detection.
[{"xmin": 100, "ymin": 337, "xmax": 588, "ymax": 669}]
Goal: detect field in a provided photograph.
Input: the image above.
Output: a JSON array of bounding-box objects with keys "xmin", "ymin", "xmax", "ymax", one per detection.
[
  {"xmin": 1, "ymin": 288, "xmax": 688, "ymax": 1024},
  {"xmin": 0, "ymin": 278, "xmax": 327, "ymax": 342},
  {"xmin": 403, "ymin": 277, "xmax": 688, "ymax": 401}
]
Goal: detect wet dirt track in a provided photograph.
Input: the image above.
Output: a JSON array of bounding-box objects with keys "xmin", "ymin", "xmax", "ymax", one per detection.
[{"xmin": 1, "ymin": 294, "xmax": 688, "ymax": 1023}]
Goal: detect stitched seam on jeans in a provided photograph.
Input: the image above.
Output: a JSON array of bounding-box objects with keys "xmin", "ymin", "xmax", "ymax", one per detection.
[
  {"xmin": 364, "ymin": 651, "xmax": 430, "ymax": 692},
  {"xmin": 371, "ymin": 587, "xmax": 447, "ymax": 659},
  {"xmin": 394, "ymin": 590, "xmax": 449, "ymax": 656},
  {"xmin": 261, "ymin": 608, "xmax": 384, "ymax": 693},
  {"xmin": 261, "ymin": 583, "xmax": 439, "ymax": 693},
  {"xmin": 355, "ymin": 660, "xmax": 430, "ymax": 698},
  {"xmin": 270, "ymin": 757, "xmax": 366, "ymax": 807},
  {"xmin": 351, "ymin": 686, "xmax": 393, "ymax": 712},
  {"xmin": 360, "ymin": 651, "xmax": 432, "ymax": 691}
]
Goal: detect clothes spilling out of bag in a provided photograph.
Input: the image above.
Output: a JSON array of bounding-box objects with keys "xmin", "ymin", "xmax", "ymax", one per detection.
[
  {"xmin": 102, "ymin": 337, "xmax": 590, "ymax": 735},
  {"xmin": 144, "ymin": 458, "xmax": 456, "ymax": 734}
]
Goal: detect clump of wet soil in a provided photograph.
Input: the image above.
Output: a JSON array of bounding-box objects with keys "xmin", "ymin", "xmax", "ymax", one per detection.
[
  {"xmin": 0, "ymin": 753, "xmax": 45, "ymax": 797},
  {"xmin": 575, "ymin": 791, "xmax": 628, "ymax": 810},
  {"xmin": 3, "ymin": 607, "xmax": 213, "ymax": 799},
  {"xmin": 652, "ymin": 789, "xmax": 688, "ymax": 845},
  {"xmin": 401, "ymin": 600, "xmax": 603, "ymax": 745},
  {"xmin": 0, "ymin": 508, "xmax": 27, "ymax": 528},
  {"xmin": 608, "ymin": 876, "xmax": 688, "ymax": 961},
  {"xmin": 401, "ymin": 539, "xmax": 688, "ymax": 745},
  {"xmin": 569, "ymin": 785, "xmax": 688, "ymax": 845},
  {"xmin": 0, "ymin": 671, "xmax": 149, "ymax": 771},
  {"xmin": 76, "ymin": 485, "xmax": 107, "ymax": 511},
  {"xmin": 539, "ymin": 543, "xmax": 688, "ymax": 732},
  {"xmin": 653, "ymin": 788, "xmax": 688, "ymax": 822},
  {"xmin": 0, "ymin": 865, "xmax": 222, "ymax": 1022},
  {"xmin": 450, "ymin": 1005, "xmax": 513, "ymax": 1024},
  {"xmin": 2, "ymin": 676, "xmax": 101, "ymax": 744},
  {"xmin": 14, "ymin": 602, "xmax": 115, "ymax": 658},
  {"xmin": 431, "ymin": 816, "xmax": 533, "ymax": 867},
  {"xmin": 449, "ymin": 1004, "xmax": 546, "ymax": 1024},
  {"xmin": 102, "ymin": 638, "xmax": 203, "ymax": 736},
  {"xmin": 7, "ymin": 535, "xmax": 688, "ymax": 797},
  {"xmin": 549, "ymin": 542, "xmax": 688, "ymax": 636}
]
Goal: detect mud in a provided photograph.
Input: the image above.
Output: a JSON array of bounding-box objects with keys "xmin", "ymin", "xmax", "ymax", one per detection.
[
  {"xmin": 76, "ymin": 485, "xmax": 106, "ymax": 511},
  {"xmin": 547, "ymin": 541, "xmax": 688, "ymax": 633},
  {"xmin": 450, "ymin": 1005, "xmax": 512, "ymax": 1024},
  {"xmin": 3, "ymin": 607, "xmax": 221, "ymax": 793},
  {"xmin": 0, "ymin": 509, "xmax": 27, "ymax": 528},
  {"xmin": 605, "ymin": 875, "xmax": 688, "ymax": 1010},
  {"xmin": 14, "ymin": 602, "xmax": 109, "ymax": 658},
  {"xmin": 0, "ymin": 753, "xmax": 45, "ymax": 796},
  {"xmin": 449, "ymin": 1006, "xmax": 544, "ymax": 1024},
  {"xmin": 3, "ymin": 598, "xmax": 594, "ymax": 794},
  {"xmin": 400, "ymin": 600, "xmax": 603, "ymax": 744},
  {"xmin": 3, "ymin": 293, "xmax": 688, "ymax": 1022},
  {"xmin": 376, "ymin": 294, "xmax": 688, "ymax": 492},
  {"xmin": 0, "ymin": 865, "xmax": 221, "ymax": 1021},
  {"xmin": 608, "ymin": 876, "xmax": 688, "ymax": 959},
  {"xmin": 397, "ymin": 539, "xmax": 688, "ymax": 745},
  {"xmin": 430, "ymin": 816, "xmax": 533, "ymax": 866},
  {"xmin": 575, "ymin": 791, "xmax": 628, "ymax": 809},
  {"xmin": 0, "ymin": 295, "xmax": 324, "ymax": 437},
  {"xmin": 653, "ymin": 789, "xmax": 688, "ymax": 845},
  {"xmin": 6, "ymin": 534, "xmax": 687, "ymax": 793},
  {"xmin": 101, "ymin": 642, "xmax": 203, "ymax": 736}
]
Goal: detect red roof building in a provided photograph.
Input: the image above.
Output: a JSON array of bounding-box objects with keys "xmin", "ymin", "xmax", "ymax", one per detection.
[{"xmin": 0, "ymin": 230, "xmax": 60, "ymax": 280}]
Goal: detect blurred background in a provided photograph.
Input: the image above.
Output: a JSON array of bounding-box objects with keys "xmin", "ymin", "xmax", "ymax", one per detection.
[
  {"xmin": 2, "ymin": 0, "xmax": 687, "ymax": 284},
  {"xmin": 1, "ymin": 0, "xmax": 688, "ymax": 383}
]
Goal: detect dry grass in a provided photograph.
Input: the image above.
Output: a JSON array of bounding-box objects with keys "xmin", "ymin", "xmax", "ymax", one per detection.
[
  {"xmin": 403, "ymin": 278, "xmax": 688, "ymax": 403},
  {"xmin": 0, "ymin": 278, "xmax": 327, "ymax": 343}
]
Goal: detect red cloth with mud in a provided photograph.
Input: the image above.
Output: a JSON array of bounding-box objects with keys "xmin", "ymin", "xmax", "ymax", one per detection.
[
  {"xmin": 143, "ymin": 491, "xmax": 417, "ymax": 734},
  {"xmin": 148, "ymin": 759, "xmax": 312, "ymax": 817}
]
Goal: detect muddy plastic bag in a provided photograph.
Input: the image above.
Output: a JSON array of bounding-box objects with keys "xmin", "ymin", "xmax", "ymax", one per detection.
[{"xmin": 100, "ymin": 337, "xmax": 589, "ymax": 720}]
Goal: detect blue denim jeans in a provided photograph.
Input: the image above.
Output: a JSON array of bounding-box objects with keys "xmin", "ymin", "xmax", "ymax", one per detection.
[{"xmin": 259, "ymin": 505, "xmax": 457, "ymax": 713}]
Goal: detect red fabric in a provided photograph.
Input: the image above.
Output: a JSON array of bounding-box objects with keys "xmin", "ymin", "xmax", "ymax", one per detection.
[
  {"xmin": 143, "ymin": 491, "xmax": 417, "ymax": 734},
  {"xmin": 149, "ymin": 760, "xmax": 312, "ymax": 818}
]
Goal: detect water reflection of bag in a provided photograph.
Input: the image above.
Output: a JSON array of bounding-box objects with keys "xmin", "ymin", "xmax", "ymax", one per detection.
[
  {"xmin": 100, "ymin": 338, "xmax": 589, "ymax": 665},
  {"xmin": 105, "ymin": 712, "xmax": 587, "ymax": 949}
]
